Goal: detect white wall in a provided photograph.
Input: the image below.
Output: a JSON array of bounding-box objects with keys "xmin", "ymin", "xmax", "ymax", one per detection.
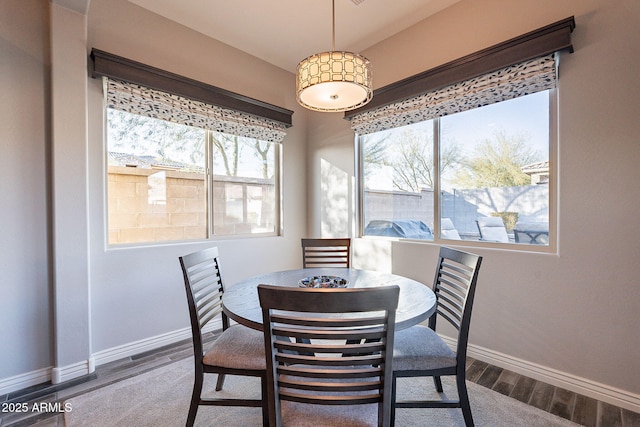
[
  {"xmin": 0, "ymin": 0, "xmax": 52, "ymax": 384},
  {"xmin": 85, "ymin": 0, "xmax": 309, "ymax": 356},
  {"xmin": 0, "ymin": 0, "xmax": 309, "ymax": 392},
  {"xmin": 2, "ymin": 0, "xmax": 638, "ymax": 414},
  {"xmin": 307, "ymin": 0, "xmax": 640, "ymax": 411}
]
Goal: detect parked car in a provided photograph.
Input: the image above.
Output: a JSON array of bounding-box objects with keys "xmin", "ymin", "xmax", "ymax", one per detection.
[{"xmin": 364, "ymin": 219, "xmax": 433, "ymax": 240}]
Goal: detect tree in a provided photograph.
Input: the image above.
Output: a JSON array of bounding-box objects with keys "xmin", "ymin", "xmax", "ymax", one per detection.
[
  {"xmin": 107, "ymin": 109, "xmax": 205, "ymax": 166},
  {"xmin": 391, "ymin": 132, "xmax": 463, "ymax": 192},
  {"xmin": 107, "ymin": 109, "xmax": 273, "ymax": 179},
  {"xmin": 211, "ymin": 134, "xmax": 274, "ymax": 179},
  {"xmin": 253, "ymin": 140, "xmax": 272, "ymax": 179},
  {"xmin": 361, "ymin": 127, "xmax": 463, "ymax": 193},
  {"xmin": 361, "ymin": 133, "xmax": 390, "ymax": 184},
  {"xmin": 393, "ymin": 132, "xmax": 434, "ymax": 192},
  {"xmin": 211, "ymin": 133, "xmax": 240, "ymax": 176},
  {"xmin": 452, "ymin": 130, "xmax": 542, "ymax": 188}
]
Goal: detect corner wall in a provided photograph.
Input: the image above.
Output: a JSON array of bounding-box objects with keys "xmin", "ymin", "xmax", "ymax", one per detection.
[
  {"xmin": 85, "ymin": 0, "xmax": 308, "ymax": 357},
  {"xmin": 0, "ymin": 0, "xmax": 309, "ymax": 394},
  {"xmin": 306, "ymin": 0, "xmax": 640, "ymax": 411},
  {"xmin": 0, "ymin": 0, "xmax": 52, "ymax": 388}
]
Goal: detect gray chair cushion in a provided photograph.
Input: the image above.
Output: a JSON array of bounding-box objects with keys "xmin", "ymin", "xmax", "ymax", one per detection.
[
  {"xmin": 281, "ymin": 400, "xmax": 378, "ymax": 427},
  {"xmin": 203, "ymin": 324, "xmax": 265, "ymax": 370},
  {"xmin": 393, "ymin": 325, "xmax": 456, "ymax": 371}
]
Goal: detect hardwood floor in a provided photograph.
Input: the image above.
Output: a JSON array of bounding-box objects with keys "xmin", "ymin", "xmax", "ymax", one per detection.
[
  {"xmin": 464, "ymin": 358, "xmax": 639, "ymax": 427},
  {"xmin": 1, "ymin": 332, "xmax": 638, "ymax": 427}
]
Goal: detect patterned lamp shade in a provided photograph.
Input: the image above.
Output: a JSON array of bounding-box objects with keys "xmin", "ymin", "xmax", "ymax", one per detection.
[{"xmin": 296, "ymin": 50, "xmax": 372, "ymax": 112}]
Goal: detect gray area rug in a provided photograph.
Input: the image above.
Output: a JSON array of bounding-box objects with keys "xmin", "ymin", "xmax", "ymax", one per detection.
[{"xmin": 65, "ymin": 357, "xmax": 579, "ymax": 426}]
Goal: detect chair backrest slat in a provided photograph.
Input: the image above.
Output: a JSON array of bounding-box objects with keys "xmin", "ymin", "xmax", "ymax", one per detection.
[
  {"xmin": 272, "ymin": 326, "xmax": 387, "ymax": 342},
  {"xmin": 273, "ymin": 315, "xmax": 388, "ymax": 328},
  {"xmin": 437, "ymin": 295, "xmax": 464, "ymax": 321},
  {"xmin": 190, "ymin": 273, "xmax": 220, "ymax": 293},
  {"xmin": 438, "ymin": 276, "xmax": 469, "ymax": 297},
  {"xmin": 259, "ymin": 285, "xmax": 399, "ymax": 426},
  {"xmin": 301, "ymin": 238, "xmax": 351, "ymax": 268},
  {"xmin": 198, "ymin": 301, "xmax": 222, "ymax": 329},
  {"xmin": 275, "ymin": 340, "xmax": 385, "ymax": 356},
  {"xmin": 436, "ymin": 306, "xmax": 462, "ymax": 330}
]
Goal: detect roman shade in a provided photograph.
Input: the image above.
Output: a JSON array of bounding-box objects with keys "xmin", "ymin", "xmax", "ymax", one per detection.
[
  {"xmin": 346, "ymin": 17, "xmax": 575, "ymax": 135},
  {"xmin": 350, "ymin": 54, "xmax": 556, "ymax": 135},
  {"xmin": 105, "ymin": 78, "xmax": 288, "ymax": 142},
  {"xmin": 91, "ymin": 49, "xmax": 293, "ymax": 143}
]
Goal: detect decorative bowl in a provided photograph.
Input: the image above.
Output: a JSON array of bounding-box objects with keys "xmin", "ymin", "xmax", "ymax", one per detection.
[{"xmin": 298, "ymin": 275, "xmax": 349, "ymax": 289}]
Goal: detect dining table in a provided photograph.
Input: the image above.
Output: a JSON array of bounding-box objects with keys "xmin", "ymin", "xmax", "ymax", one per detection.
[{"xmin": 222, "ymin": 267, "xmax": 437, "ymax": 331}]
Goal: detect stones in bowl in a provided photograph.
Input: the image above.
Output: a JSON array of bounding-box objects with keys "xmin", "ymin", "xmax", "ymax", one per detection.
[{"xmin": 298, "ymin": 275, "xmax": 349, "ymax": 288}]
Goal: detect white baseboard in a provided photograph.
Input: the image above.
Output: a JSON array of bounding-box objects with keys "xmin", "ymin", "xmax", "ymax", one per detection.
[
  {"xmin": 51, "ymin": 357, "xmax": 95, "ymax": 384},
  {"xmin": 440, "ymin": 336, "xmax": 640, "ymax": 413},
  {"xmin": 0, "ymin": 367, "xmax": 51, "ymax": 396},
  {"xmin": 0, "ymin": 320, "xmax": 220, "ymax": 396},
  {"xmin": 0, "ymin": 358, "xmax": 96, "ymax": 395},
  {"xmin": 6, "ymin": 323, "xmax": 635, "ymax": 415},
  {"xmin": 92, "ymin": 319, "xmax": 221, "ymax": 366}
]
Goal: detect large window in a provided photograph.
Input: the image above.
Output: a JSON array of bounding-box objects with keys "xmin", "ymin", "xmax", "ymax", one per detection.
[
  {"xmin": 359, "ymin": 90, "xmax": 553, "ymax": 246},
  {"xmin": 106, "ymin": 109, "xmax": 280, "ymax": 245},
  {"xmin": 91, "ymin": 50, "xmax": 292, "ymax": 246},
  {"xmin": 349, "ymin": 17, "xmax": 574, "ymax": 249}
]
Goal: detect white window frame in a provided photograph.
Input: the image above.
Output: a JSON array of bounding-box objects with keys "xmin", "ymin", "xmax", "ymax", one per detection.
[
  {"xmin": 355, "ymin": 89, "xmax": 557, "ymax": 253},
  {"xmin": 104, "ymin": 109, "xmax": 283, "ymax": 247}
]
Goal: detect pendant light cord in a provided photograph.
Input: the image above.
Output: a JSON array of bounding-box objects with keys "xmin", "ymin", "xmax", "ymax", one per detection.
[{"xmin": 331, "ymin": 0, "xmax": 336, "ymax": 51}]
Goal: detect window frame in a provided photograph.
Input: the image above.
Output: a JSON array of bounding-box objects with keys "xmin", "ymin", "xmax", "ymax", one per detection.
[
  {"xmin": 355, "ymin": 88, "xmax": 558, "ymax": 252},
  {"xmin": 104, "ymin": 109, "xmax": 283, "ymax": 247},
  {"xmin": 92, "ymin": 49, "xmax": 291, "ymax": 247},
  {"xmin": 350, "ymin": 16, "xmax": 574, "ymax": 253},
  {"xmin": 204, "ymin": 131, "xmax": 282, "ymax": 240}
]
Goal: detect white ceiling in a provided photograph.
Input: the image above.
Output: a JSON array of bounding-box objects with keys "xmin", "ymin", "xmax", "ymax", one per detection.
[{"xmin": 128, "ymin": 0, "xmax": 460, "ymax": 72}]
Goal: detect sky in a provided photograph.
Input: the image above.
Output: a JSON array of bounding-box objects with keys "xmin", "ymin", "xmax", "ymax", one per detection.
[
  {"xmin": 363, "ymin": 90, "xmax": 551, "ymax": 191},
  {"xmin": 441, "ymin": 90, "xmax": 550, "ymax": 158}
]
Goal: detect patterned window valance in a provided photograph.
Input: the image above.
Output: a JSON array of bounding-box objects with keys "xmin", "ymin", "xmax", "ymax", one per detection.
[
  {"xmin": 105, "ymin": 78, "xmax": 288, "ymax": 143},
  {"xmin": 350, "ymin": 54, "xmax": 556, "ymax": 135}
]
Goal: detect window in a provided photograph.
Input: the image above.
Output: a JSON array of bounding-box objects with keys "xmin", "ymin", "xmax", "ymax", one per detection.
[
  {"xmin": 359, "ymin": 90, "xmax": 553, "ymax": 246},
  {"xmin": 209, "ymin": 132, "xmax": 278, "ymax": 236},
  {"xmin": 106, "ymin": 109, "xmax": 280, "ymax": 245},
  {"xmin": 91, "ymin": 50, "xmax": 292, "ymax": 246},
  {"xmin": 348, "ymin": 17, "xmax": 574, "ymax": 249}
]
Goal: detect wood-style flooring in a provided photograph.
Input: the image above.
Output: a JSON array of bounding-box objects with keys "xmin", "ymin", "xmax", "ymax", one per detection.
[{"xmin": 1, "ymin": 331, "xmax": 638, "ymax": 427}]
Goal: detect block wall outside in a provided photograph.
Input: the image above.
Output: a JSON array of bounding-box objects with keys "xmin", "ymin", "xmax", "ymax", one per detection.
[
  {"xmin": 364, "ymin": 184, "xmax": 548, "ymax": 236},
  {"xmin": 107, "ymin": 166, "xmax": 275, "ymax": 244}
]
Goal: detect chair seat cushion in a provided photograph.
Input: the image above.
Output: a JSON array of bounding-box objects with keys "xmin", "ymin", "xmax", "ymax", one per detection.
[
  {"xmin": 393, "ymin": 325, "xmax": 456, "ymax": 371},
  {"xmin": 281, "ymin": 400, "xmax": 378, "ymax": 427},
  {"xmin": 203, "ymin": 324, "xmax": 265, "ymax": 370}
]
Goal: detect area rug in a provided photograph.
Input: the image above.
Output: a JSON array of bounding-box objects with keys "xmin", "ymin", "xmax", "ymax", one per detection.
[{"xmin": 65, "ymin": 357, "xmax": 579, "ymax": 427}]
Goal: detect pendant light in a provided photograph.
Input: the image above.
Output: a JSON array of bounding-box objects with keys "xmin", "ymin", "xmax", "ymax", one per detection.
[{"xmin": 295, "ymin": 0, "xmax": 373, "ymax": 112}]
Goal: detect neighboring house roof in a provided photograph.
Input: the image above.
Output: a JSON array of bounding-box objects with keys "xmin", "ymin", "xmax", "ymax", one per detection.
[
  {"xmin": 521, "ymin": 160, "xmax": 549, "ymax": 175},
  {"xmin": 108, "ymin": 152, "xmax": 204, "ymax": 172}
]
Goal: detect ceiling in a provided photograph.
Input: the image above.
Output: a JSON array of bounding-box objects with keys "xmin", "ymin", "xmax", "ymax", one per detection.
[{"xmin": 128, "ymin": 0, "xmax": 460, "ymax": 72}]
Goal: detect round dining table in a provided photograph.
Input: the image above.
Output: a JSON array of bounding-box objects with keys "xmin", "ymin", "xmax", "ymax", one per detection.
[{"xmin": 222, "ymin": 267, "xmax": 436, "ymax": 331}]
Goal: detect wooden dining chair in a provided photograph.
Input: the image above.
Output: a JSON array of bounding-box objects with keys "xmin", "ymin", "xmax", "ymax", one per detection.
[
  {"xmin": 301, "ymin": 238, "xmax": 351, "ymax": 268},
  {"xmin": 179, "ymin": 247, "xmax": 268, "ymax": 427},
  {"xmin": 258, "ymin": 284, "xmax": 400, "ymax": 427},
  {"xmin": 391, "ymin": 246, "xmax": 482, "ymax": 427}
]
